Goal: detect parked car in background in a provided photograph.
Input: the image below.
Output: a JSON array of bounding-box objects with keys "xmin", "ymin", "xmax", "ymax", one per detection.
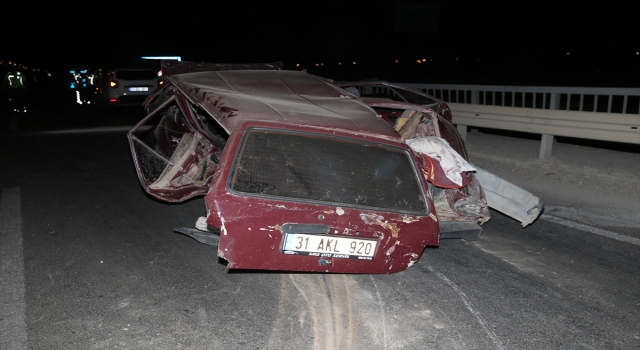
[
  {"xmin": 127, "ymin": 61, "xmax": 542, "ymax": 274},
  {"xmin": 102, "ymin": 68, "xmax": 162, "ymax": 106}
]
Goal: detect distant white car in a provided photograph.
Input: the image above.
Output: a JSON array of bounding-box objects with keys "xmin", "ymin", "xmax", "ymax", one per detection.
[{"xmin": 102, "ymin": 68, "xmax": 162, "ymax": 106}]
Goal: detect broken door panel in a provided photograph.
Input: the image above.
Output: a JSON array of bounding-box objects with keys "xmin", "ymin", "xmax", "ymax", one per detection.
[{"xmin": 128, "ymin": 91, "xmax": 220, "ymax": 202}]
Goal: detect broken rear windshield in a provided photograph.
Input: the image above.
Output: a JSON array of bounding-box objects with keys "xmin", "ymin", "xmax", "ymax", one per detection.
[{"xmin": 230, "ymin": 130, "xmax": 426, "ymax": 213}]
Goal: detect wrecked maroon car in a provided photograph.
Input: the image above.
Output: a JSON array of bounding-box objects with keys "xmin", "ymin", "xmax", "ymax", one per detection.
[{"xmin": 128, "ymin": 61, "xmax": 542, "ymax": 274}]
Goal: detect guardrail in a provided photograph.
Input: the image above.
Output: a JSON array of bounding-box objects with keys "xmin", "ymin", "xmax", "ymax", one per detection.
[
  {"xmin": 397, "ymin": 83, "xmax": 640, "ymax": 158},
  {"xmin": 400, "ymin": 83, "xmax": 640, "ymax": 115},
  {"xmin": 448, "ymin": 103, "xmax": 640, "ymax": 159}
]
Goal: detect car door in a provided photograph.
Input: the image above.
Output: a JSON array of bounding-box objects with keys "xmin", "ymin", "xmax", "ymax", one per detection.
[{"xmin": 128, "ymin": 85, "xmax": 222, "ymax": 202}]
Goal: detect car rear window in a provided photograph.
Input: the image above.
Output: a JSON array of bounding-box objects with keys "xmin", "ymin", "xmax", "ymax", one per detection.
[
  {"xmin": 115, "ymin": 70, "xmax": 157, "ymax": 80},
  {"xmin": 230, "ymin": 130, "xmax": 426, "ymax": 213}
]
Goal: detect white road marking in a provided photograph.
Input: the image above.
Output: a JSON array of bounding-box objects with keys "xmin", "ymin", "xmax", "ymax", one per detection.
[
  {"xmin": 541, "ymin": 214, "xmax": 640, "ymax": 246},
  {"xmin": 426, "ymin": 265, "xmax": 506, "ymax": 350},
  {"xmin": 30, "ymin": 125, "xmax": 153, "ymax": 135},
  {"xmin": 0, "ymin": 187, "xmax": 27, "ymax": 349},
  {"xmin": 369, "ymin": 275, "xmax": 388, "ymax": 349}
]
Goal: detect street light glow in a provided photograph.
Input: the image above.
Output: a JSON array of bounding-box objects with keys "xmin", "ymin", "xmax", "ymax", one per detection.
[{"xmin": 141, "ymin": 56, "xmax": 182, "ymax": 61}]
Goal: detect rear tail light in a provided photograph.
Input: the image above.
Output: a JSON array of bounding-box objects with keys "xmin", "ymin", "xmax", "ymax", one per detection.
[
  {"xmin": 109, "ymin": 80, "xmax": 119, "ymax": 88},
  {"xmin": 109, "ymin": 98, "xmax": 117, "ymax": 103}
]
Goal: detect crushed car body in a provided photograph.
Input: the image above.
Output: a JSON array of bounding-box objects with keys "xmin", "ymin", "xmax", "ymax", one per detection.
[{"xmin": 128, "ymin": 61, "xmax": 542, "ymax": 274}]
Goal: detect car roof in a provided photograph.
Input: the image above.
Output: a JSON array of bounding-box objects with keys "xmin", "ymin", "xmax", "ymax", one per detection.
[{"xmin": 168, "ymin": 70, "xmax": 402, "ymax": 140}]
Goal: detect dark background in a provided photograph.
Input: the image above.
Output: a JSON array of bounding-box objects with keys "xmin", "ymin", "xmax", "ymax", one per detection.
[{"xmin": 3, "ymin": 0, "xmax": 638, "ymax": 86}]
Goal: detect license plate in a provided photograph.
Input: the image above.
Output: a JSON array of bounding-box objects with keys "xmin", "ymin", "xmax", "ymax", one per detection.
[
  {"xmin": 282, "ymin": 233, "xmax": 377, "ymax": 260},
  {"xmin": 129, "ymin": 87, "xmax": 148, "ymax": 92}
]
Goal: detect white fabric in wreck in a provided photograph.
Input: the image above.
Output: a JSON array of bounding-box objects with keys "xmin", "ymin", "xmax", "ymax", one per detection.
[{"xmin": 406, "ymin": 137, "xmax": 476, "ymax": 186}]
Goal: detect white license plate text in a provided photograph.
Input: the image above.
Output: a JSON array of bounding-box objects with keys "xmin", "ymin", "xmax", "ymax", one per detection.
[{"xmin": 283, "ymin": 233, "xmax": 377, "ymax": 260}]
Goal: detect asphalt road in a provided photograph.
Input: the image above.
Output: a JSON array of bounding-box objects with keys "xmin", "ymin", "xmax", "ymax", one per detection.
[{"xmin": 1, "ymin": 105, "xmax": 639, "ymax": 349}]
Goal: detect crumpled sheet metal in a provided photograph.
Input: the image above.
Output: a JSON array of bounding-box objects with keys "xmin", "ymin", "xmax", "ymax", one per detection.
[{"xmin": 473, "ymin": 165, "xmax": 543, "ymax": 227}]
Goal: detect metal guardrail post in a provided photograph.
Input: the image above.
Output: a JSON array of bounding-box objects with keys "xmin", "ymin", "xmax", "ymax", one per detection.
[
  {"xmin": 457, "ymin": 124, "xmax": 468, "ymax": 142},
  {"xmin": 450, "ymin": 102, "xmax": 639, "ymax": 160},
  {"xmin": 549, "ymin": 93, "xmax": 559, "ymax": 110},
  {"xmin": 540, "ymin": 93, "xmax": 560, "ymax": 158},
  {"xmin": 540, "ymin": 134, "xmax": 554, "ymax": 159},
  {"xmin": 471, "ymin": 91, "xmax": 479, "ymax": 104}
]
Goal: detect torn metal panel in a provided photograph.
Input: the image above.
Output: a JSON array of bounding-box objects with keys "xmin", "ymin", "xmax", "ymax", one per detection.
[
  {"xmin": 339, "ymin": 100, "xmax": 492, "ymax": 240},
  {"xmin": 129, "ymin": 87, "xmax": 225, "ymax": 202},
  {"xmin": 473, "ymin": 165, "xmax": 544, "ymax": 227},
  {"xmin": 451, "ymin": 174, "xmax": 491, "ymax": 224}
]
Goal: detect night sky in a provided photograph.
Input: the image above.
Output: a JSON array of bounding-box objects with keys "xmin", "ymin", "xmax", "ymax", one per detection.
[{"xmin": 5, "ymin": 1, "xmax": 638, "ymax": 86}]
